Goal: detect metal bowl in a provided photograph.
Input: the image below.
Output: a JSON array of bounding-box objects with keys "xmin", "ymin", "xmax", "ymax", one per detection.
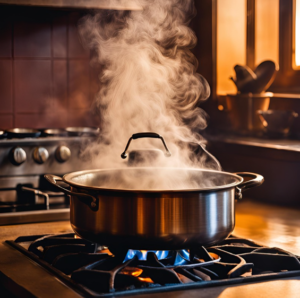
[{"xmin": 257, "ymin": 110, "xmax": 298, "ymax": 137}]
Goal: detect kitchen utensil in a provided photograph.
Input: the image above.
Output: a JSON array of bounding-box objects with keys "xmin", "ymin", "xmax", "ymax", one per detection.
[
  {"xmin": 230, "ymin": 65, "xmax": 257, "ymax": 93},
  {"xmin": 45, "ymin": 169, "xmax": 263, "ymax": 250},
  {"xmin": 231, "ymin": 60, "xmax": 277, "ymax": 94},
  {"xmin": 254, "ymin": 60, "xmax": 277, "ymax": 93},
  {"xmin": 45, "ymin": 133, "xmax": 264, "ymax": 249},
  {"xmin": 257, "ymin": 110, "xmax": 298, "ymax": 137},
  {"xmin": 225, "ymin": 93, "xmax": 270, "ymax": 134}
]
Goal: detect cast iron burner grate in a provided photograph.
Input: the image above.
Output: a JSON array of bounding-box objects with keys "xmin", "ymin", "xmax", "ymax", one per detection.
[{"xmin": 6, "ymin": 234, "xmax": 300, "ymax": 297}]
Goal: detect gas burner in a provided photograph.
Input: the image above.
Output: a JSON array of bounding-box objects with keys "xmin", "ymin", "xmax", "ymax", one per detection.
[
  {"xmin": 6, "ymin": 128, "xmax": 41, "ymax": 138},
  {"xmin": 0, "ymin": 130, "xmax": 7, "ymax": 139},
  {"xmin": 6, "ymin": 234, "xmax": 300, "ymax": 297},
  {"xmin": 66, "ymin": 127, "xmax": 99, "ymax": 136},
  {"xmin": 41, "ymin": 128, "xmax": 68, "ymax": 137}
]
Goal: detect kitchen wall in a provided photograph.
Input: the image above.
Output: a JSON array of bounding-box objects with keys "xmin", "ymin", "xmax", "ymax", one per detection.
[{"xmin": 0, "ymin": 5, "xmax": 99, "ymax": 129}]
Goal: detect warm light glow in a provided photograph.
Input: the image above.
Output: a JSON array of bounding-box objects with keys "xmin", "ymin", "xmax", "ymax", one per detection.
[
  {"xmin": 295, "ymin": 0, "xmax": 300, "ymax": 66},
  {"xmin": 121, "ymin": 267, "xmax": 143, "ymax": 277},
  {"xmin": 217, "ymin": 0, "xmax": 246, "ymax": 95},
  {"xmin": 209, "ymin": 252, "xmax": 219, "ymax": 260},
  {"xmin": 255, "ymin": 0, "xmax": 279, "ymax": 66},
  {"xmin": 138, "ymin": 277, "xmax": 154, "ymax": 283},
  {"xmin": 120, "ymin": 267, "xmax": 154, "ymax": 283}
]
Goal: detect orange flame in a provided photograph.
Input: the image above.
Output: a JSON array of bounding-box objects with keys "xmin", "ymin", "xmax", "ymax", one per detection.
[
  {"xmin": 138, "ymin": 277, "xmax": 154, "ymax": 283},
  {"xmin": 120, "ymin": 267, "xmax": 154, "ymax": 283}
]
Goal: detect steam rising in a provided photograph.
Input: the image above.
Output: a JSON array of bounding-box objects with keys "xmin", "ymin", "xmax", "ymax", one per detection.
[{"xmin": 78, "ymin": 0, "xmax": 221, "ymax": 189}]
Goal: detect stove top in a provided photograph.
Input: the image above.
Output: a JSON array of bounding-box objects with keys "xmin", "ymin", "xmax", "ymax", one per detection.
[
  {"xmin": 5, "ymin": 233, "xmax": 300, "ymax": 297},
  {"xmin": 0, "ymin": 129, "xmax": 99, "ymax": 225}
]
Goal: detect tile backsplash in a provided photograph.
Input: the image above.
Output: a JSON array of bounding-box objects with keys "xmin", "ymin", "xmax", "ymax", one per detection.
[{"xmin": 0, "ymin": 5, "xmax": 99, "ymax": 129}]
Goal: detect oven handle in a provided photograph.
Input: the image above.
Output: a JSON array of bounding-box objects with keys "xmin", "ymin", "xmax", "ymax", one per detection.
[
  {"xmin": 44, "ymin": 174, "xmax": 98, "ymax": 211},
  {"xmin": 21, "ymin": 186, "xmax": 50, "ymax": 210}
]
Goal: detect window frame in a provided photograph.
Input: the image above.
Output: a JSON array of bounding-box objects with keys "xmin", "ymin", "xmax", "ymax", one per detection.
[{"xmin": 265, "ymin": 0, "xmax": 300, "ymax": 93}]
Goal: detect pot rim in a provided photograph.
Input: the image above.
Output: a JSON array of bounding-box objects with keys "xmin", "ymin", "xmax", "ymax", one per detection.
[{"xmin": 63, "ymin": 167, "xmax": 244, "ymax": 193}]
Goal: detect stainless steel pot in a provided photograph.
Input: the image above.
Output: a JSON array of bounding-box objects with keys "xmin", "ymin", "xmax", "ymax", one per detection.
[{"xmin": 45, "ymin": 168, "xmax": 263, "ymax": 250}]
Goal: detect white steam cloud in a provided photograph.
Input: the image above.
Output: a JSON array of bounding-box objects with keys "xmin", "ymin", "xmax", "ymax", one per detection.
[{"xmin": 78, "ymin": 0, "xmax": 221, "ymax": 189}]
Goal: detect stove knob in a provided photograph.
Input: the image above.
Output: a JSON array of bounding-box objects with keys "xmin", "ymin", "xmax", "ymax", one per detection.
[
  {"xmin": 10, "ymin": 147, "xmax": 27, "ymax": 165},
  {"xmin": 33, "ymin": 147, "xmax": 49, "ymax": 164},
  {"xmin": 55, "ymin": 145, "xmax": 71, "ymax": 163}
]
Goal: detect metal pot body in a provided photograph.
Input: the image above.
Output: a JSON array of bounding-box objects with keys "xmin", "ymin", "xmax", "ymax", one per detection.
[
  {"xmin": 70, "ymin": 187, "xmax": 235, "ymax": 250},
  {"xmin": 45, "ymin": 169, "xmax": 263, "ymax": 250}
]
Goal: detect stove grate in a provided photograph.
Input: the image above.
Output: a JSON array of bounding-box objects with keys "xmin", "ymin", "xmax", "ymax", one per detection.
[{"xmin": 6, "ymin": 233, "xmax": 300, "ymax": 297}]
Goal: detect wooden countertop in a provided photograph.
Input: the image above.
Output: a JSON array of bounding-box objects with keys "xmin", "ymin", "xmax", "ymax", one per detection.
[
  {"xmin": 1, "ymin": 200, "xmax": 300, "ymax": 297},
  {"xmin": 234, "ymin": 200, "xmax": 300, "ymax": 255}
]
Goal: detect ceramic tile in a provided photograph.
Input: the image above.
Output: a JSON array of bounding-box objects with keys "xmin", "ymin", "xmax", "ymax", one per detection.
[
  {"xmin": 14, "ymin": 60, "xmax": 52, "ymax": 113},
  {"xmin": 68, "ymin": 59, "xmax": 91, "ymax": 109},
  {"xmin": 0, "ymin": 20, "xmax": 12, "ymax": 57},
  {"xmin": 89, "ymin": 65, "xmax": 100, "ymax": 102},
  {"xmin": 15, "ymin": 112, "xmax": 67, "ymax": 128},
  {"xmin": 68, "ymin": 12, "xmax": 89, "ymax": 58},
  {"xmin": 53, "ymin": 15, "xmax": 67, "ymax": 58},
  {"xmin": 0, "ymin": 114, "xmax": 13, "ymax": 129},
  {"xmin": 67, "ymin": 109, "xmax": 98, "ymax": 127},
  {"xmin": 14, "ymin": 20, "xmax": 51, "ymax": 58},
  {"xmin": 0, "ymin": 60, "xmax": 12, "ymax": 113},
  {"xmin": 53, "ymin": 60, "xmax": 67, "ymax": 107}
]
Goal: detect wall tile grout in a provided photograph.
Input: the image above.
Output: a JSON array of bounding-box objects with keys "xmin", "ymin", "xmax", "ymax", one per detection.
[
  {"xmin": 66, "ymin": 13, "xmax": 70, "ymax": 125},
  {"xmin": 8, "ymin": 57, "xmax": 89, "ymax": 60},
  {"xmin": 11, "ymin": 12, "xmax": 15, "ymax": 127},
  {"xmin": 51, "ymin": 15, "xmax": 54, "ymax": 110},
  {"xmin": 0, "ymin": 8, "xmax": 97, "ymax": 129}
]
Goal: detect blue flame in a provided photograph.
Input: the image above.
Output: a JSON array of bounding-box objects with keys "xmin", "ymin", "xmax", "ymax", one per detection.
[
  {"xmin": 174, "ymin": 250, "xmax": 190, "ymax": 265},
  {"xmin": 123, "ymin": 249, "xmax": 190, "ymax": 265},
  {"xmin": 123, "ymin": 250, "xmax": 169, "ymax": 262}
]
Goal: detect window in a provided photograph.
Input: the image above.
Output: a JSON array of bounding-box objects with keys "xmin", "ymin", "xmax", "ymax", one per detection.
[
  {"xmin": 217, "ymin": 0, "xmax": 300, "ymax": 94},
  {"xmin": 294, "ymin": 0, "xmax": 300, "ymax": 68}
]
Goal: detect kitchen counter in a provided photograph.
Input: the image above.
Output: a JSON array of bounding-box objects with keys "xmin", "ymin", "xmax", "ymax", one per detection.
[
  {"xmin": 1, "ymin": 200, "xmax": 300, "ymax": 297},
  {"xmin": 206, "ymin": 134, "xmax": 300, "ymax": 206},
  {"xmin": 206, "ymin": 133, "xmax": 300, "ymax": 153}
]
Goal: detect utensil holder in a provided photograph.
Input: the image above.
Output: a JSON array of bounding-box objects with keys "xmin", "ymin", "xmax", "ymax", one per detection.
[{"xmin": 225, "ymin": 93, "xmax": 271, "ymax": 134}]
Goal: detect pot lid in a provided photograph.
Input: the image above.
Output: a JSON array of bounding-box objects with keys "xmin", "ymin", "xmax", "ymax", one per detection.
[{"xmin": 63, "ymin": 167, "xmax": 243, "ymax": 193}]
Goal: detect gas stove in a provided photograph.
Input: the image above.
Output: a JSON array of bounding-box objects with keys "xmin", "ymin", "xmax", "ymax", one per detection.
[
  {"xmin": 0, "ymin": 127, "xmax": 99, "ymax": 225},
  {"xmin": 4, "ymin": 233, "xmax": 300, "ymax": 297}
]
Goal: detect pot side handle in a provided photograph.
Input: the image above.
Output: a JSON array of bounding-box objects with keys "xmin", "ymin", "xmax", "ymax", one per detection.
[
  {"xmin": 44, "ymin": 174, "xmax": 98, "ymax": 211},
  {"xmin": 234, "ymin": 172, "xmax": 264, "ymax": 200}
]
